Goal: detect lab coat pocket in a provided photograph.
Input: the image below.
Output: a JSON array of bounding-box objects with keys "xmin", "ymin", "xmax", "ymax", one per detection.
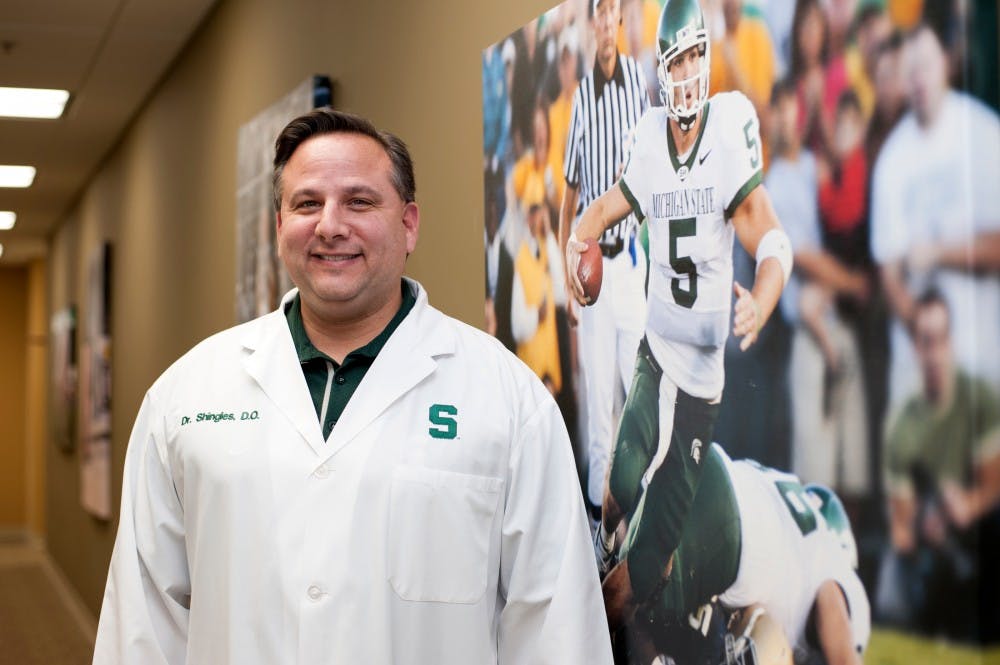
[{"xmin": 388, "ymin": 465, "xmax": 504, "ymax": 603}]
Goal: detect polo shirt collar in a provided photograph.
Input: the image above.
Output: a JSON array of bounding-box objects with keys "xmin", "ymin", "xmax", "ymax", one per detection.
[
  {"xmin": 593, "ymin": 51, "xmax": 626, "ymax": 101},
  {"xmin": 285, "ymin": 282, "xmax": 417, "ymax": 366}
]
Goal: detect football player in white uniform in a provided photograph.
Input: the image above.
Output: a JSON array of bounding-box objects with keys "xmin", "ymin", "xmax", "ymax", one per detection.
[
  {"xmin": 614, "ymin": 444, "xmax": 870, "ymax": 665},
  {"xmin": 565, "ymin": 0, "xmax": 792, "ymax": 631}
]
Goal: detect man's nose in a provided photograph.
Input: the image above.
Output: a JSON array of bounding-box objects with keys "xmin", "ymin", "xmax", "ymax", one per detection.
[{"xmin": 315, "ymin": 203, "xmax": 349, "ymax": 240}]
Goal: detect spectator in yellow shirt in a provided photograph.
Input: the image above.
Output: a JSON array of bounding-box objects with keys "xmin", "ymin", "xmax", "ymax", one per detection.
[
  {"xmin": 710, "ymin": 0, "xmax": 777, "ymax": 165},
  {"xmin": 513, "ymin": 104, "xmax": 561, "ymax": 219}
]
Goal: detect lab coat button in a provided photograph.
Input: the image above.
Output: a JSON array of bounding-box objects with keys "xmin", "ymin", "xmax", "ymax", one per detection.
[
  {"xmin": 307, "ymin": 585, "xmax": 323, "ymax": 600},
  {"xmin": 314, "ymin": 465, "xmax": 330, "ymax": 479}
]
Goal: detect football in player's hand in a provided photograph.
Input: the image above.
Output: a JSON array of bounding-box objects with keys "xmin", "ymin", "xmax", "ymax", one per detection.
[{"xmin": 577, "ymin": 239, "xmax": 603, "ymax": 305}]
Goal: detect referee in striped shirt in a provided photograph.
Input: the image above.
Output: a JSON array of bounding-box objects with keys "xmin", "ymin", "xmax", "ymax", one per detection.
[{"xmin": 558, "ymin": 0, "xmax": 650, "ymax": 523}]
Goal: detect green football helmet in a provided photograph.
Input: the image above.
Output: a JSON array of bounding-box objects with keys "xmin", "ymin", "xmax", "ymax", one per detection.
[
  {"xmin": 656, "ymin": 0, "xmax": 711, "ymax": 131},
  {"xmin": 805, "ymin": 483, "xmax": 859, "ymax": 569}
]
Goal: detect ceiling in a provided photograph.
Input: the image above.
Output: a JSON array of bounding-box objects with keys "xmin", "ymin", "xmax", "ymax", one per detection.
[{"xmin": 0, "ymin": 0, "xmax": 218, "ymax": 265}]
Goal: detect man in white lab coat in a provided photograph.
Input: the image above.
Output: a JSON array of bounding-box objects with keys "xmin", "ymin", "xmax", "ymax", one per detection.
[{"xmin": 93, "ymin": 109, "xmax": 613, "ymax": 664}]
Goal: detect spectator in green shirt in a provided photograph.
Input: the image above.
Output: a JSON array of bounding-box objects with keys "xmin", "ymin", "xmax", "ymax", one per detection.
[{"xmin": 876, "ymin": 287, "xmax": 1000, "ymax": 643}]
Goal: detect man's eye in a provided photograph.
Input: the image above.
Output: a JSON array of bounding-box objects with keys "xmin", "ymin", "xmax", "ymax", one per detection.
[
  {"xmin": 349, "ymin": 199, "xmax": 373, "ymax": 208},
  {"xmin": 295, "ymin": 200, "xmax": 320, "ymax": 209}
]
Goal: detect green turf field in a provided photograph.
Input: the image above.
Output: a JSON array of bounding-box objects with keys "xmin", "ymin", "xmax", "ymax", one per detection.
[{"xmin": 867, "ymin": 628, "xmax": 1000, "ymax": 664}]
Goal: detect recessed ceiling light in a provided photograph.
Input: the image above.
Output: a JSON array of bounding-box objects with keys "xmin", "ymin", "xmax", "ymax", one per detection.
[
  {"xmin": 0, "ymin": 166, "xmax": 36, "ymax": 188},
  {"xmin": 0, "ymin": 87, "xmax": 70, "ymax": 119},
  {"xmin": 0, "ymin": 212, "xmax": 15, "ymax": 230}
]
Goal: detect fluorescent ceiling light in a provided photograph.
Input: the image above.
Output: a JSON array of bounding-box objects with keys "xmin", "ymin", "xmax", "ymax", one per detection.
[
  {"xmin": 0, "ymin": 87, "xmax": 70, "ymax": 119},
  {"xmin": 0, "ymin": 165, "xmax": 36, "ymax": 188},
  {"xmin": 0, "ymin": 212, "xmax": 14, "ymax": 230}
]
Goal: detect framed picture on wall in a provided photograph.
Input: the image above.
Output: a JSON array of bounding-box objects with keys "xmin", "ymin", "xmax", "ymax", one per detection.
[
  {"xmin": 50, "ymin": 305, "xmax": 77, "ymax": 453},
  {"xmin": 80, "ymin": 242, "xmax": 112, "ymax": 520},
  {"xmin": 235, "ymin": 74, "xmax": 332, "ymax": 323},
  {"xmin": 482, "ymin": 0, "xmax": 1000, "ymax": 659}
]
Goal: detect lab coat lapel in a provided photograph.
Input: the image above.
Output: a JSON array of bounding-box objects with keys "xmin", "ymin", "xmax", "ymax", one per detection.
[
  {"xmin": 328, "ymin": 282, "xmax": 453, "ymax": 455},
  {"xmin": 241, "ymin": 299, "xmax": 326, "ymax": 456}
]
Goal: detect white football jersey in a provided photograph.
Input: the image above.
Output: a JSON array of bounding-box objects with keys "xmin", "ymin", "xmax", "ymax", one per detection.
[
  {"xmin": 619, "ymin": 92, "xmax": 762, "ymax": 399},
  {"xmin": 720, "ymin": 456, "xmax": 871, "ymax": 662}
]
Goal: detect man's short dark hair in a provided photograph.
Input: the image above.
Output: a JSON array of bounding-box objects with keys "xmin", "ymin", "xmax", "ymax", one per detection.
[
  {"xmin": 837, "ymin": 88, "xmax": 862, "ymax": 115},
  {"xmin": 272, "ymin": 108, "xmax": 415, "ymax": 211},
  {"xmin": 771, "ymin": 76, "xmax": 797, "ymax": 106}
]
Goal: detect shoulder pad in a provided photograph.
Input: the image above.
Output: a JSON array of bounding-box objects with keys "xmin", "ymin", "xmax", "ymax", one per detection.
[{"xmin": 713, "ymin": 91, "xmax": 759, "ymax": 152}]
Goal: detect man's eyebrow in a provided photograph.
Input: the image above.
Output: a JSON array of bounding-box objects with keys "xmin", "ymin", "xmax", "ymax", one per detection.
[
  {"xmin": 342, "ymin": 184, "xmax": 382, "ymax": 200},
  {"xmin": 287, "ymin": 187, "xmax": 323, "ymax": 201}
]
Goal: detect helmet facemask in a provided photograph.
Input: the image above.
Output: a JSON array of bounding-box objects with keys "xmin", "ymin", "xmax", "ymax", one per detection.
[{"xmin": 657, "ymin": 32, "xmax": 711, "ymax": 132}]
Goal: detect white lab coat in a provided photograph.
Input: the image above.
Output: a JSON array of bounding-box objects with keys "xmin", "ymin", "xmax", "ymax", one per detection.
[{"xmin": 93, "ymin": 279, "xmax": 612, "ymax": 665}]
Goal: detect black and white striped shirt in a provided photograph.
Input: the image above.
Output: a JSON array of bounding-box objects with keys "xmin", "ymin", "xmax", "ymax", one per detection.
[{"xmin": 564, "ymin": 52, "xmax": 649, "ymax": 251}]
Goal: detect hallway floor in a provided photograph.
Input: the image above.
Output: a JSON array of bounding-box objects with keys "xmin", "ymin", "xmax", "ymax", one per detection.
[{"xmin": 0, "ymin": 538, "xmax": 96, "ymax": 664}]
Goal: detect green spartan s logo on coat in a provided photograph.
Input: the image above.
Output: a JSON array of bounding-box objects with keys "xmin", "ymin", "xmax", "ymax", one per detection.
[{"xmin": 428, "ymin": 404, "xmax": 458, "ymax": 439}]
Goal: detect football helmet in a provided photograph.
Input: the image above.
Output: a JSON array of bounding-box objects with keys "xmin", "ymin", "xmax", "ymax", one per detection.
[
  {"xmin": 722, "ymin": 605, "xmax": 793, "ymax": 665},
  {"xmin": 805, "ymin": 483, "xmax": 859, "ymax": 569},
  {"xmin": 656, "ymin": 0, "xmax": 711, "ymax": 131}
]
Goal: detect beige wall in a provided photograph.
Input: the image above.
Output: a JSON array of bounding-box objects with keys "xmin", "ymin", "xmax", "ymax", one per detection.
[
  {"xmin": 46, "ymin": 0, "xmax": 556, "ymax": 615},
  {"xmin": 0, "ymin": 261, "xmax": 47, "ymax": 538},
  {"xmin": 0, "ymin": 267, "xmax": 28, "ymax": 530},
  {"xmin": 25, "ymin": 259, "xmax": 48, "ymax": 537}
]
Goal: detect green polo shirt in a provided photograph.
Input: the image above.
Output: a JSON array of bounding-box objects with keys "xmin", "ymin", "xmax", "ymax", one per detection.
[
  {"xmin": 885, "ymin": 371, "xmax": 1000, "ymax": 493},
  {"xmin": 285, "ymin": 283, "xmax": 416, "ymax": 440}
]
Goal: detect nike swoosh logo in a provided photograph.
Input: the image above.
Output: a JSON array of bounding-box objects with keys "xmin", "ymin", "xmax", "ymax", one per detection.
[{"xmin": 698, "ymin": 149, "xmax": 712, "ymax": 165}]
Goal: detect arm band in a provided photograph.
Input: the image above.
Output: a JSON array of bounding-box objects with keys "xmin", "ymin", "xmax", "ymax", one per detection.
[{"xmin": 755, "ymin": 228, "xmax": 793, "ymax": 286}]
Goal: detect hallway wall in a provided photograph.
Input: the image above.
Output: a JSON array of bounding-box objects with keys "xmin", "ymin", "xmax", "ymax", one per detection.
[
  {"xmin": 46, "ymin": 0, "xmax": 556, "ymax": 615},
  {"xmin": 0, "ymin": 267, "xmax": 28, "ymax": 531},
  {"xmin": 1, "ymin": 260, "xmax": 49, "ymax": 541},
  {"xmin": 25, "ymin": 259, "xmax": 47, "ymax": 538}
]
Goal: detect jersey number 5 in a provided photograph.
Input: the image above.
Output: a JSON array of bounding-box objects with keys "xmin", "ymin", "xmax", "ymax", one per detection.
[
  {"xmin": 743, "ymin": 119, "xmax": 761, "ymax": 171},
  {"xmin": 670, "ymin": 217, "xmax": 698, "ymax": 308}
]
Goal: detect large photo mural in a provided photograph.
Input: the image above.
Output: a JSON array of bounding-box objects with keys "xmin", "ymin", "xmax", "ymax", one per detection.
[{"xmin": 482, "ymin": 0, "xmax": 999, "ymax": 661}]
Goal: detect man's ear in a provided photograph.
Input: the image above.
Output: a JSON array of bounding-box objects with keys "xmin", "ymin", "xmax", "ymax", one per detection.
[{"xmin": 403, "ymin": 201, "xmax": 420, "ymax": 255}]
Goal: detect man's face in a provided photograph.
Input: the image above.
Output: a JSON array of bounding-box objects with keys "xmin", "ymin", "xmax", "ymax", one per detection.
[
  {"xmin": 905, "ymin": 28, "xmax": 948, "ymax": 127},
  {"xmin": 773, "ymin": 93, "xmax": 798, "ymax": 148},
  {"xmin": 668, "ymin": 46, "xmax": 702, "ymax": 108},
  {"xmin": 276, "ymin": 132, "xmax": 419, "ymax": 322},
  {"xmin": 913, "ymin": 302, "xmax": 952, "ymax": 402},
  {"xmin": 874, "ymin": 46, "xmax": 904, "ymax": 117},
  {"xmin": 592, "ymin": 0, "xmax": 621, "ymax": 69}
]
